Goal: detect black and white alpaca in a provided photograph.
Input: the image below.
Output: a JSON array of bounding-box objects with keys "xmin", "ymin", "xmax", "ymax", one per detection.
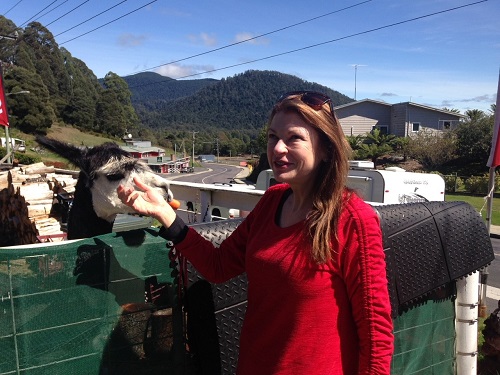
[{"xmin": 36, "ymin": 136, "xmax": 173, "ymax": 240}]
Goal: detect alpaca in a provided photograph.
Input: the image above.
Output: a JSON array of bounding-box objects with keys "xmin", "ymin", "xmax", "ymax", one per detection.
[{"xmin": 36, "ymin": 136, "xmax": 173, "ymax": 240}]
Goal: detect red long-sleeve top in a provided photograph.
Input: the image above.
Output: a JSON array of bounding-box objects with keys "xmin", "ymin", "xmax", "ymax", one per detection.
[{"xmin": 174, "ymin": 184, "xmax": 394, "ymax": 374}]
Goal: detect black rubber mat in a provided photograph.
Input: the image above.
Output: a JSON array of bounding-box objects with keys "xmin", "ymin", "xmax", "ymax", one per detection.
[
  {"xmin": 187, "ymin": 219, "xmax": 245, "ymax": 375},
  {"xmin": 374, "ymin": 201, "xmax": 495, "ymax": 316}
]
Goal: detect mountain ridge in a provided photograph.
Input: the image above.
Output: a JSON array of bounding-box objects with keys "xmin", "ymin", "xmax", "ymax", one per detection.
[{"xmin": 125, "ymin": 69, "xmax": 354, "ymax": 131}]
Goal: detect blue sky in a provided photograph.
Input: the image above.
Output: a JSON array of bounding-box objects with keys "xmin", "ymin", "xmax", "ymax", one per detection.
[{"xmin": 2, "ymin": 0, "xmax": 499, "ymax": 113}]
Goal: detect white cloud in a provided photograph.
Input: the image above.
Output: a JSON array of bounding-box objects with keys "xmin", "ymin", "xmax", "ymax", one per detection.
[
  {"xmin": 154, "ymin": 63, "xmax": 215, "ymax": 79},
  {"xmin": 117, "ymin": 33, "xmax": 147, "ymax": 47},
  {"xmin": 234, "ymin": 32, "xmax": 269, "ymax": 45},
  {"xmin": 456, "ymin": 94, "xmax": 495, "ymax": 103},
  {"xmin": 187, "ymin": 32, "xmax": 217, "ymax": 46}
]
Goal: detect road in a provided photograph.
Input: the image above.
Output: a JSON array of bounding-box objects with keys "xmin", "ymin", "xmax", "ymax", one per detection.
[{"xmin": 162, "ymin": 162, "xmax": 247, "ymax": 185}]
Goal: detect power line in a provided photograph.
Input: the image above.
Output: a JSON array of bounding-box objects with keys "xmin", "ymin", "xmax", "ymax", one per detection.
[
  {"xmin": 129, "ymin": 0, "xmax": 488, "ymax": 89},
  {"xmin": 18, "ymin": 0, "xmax": 58, "ymax": 28},
  {"xmin": 45, "ymin": 0, "xmax": 90, "ymax": 27},
  {"xmin": 37, "ymin": 0, "xmax": 71, "ymax": 24},
  {"xmin": 59, "ymin": 0, "xmax": 157, "ymax": 44},
  {"xmin": 55, "ymin": 0, "xmax": 128, "ymax": 37},
  {"xmin": 131, "ymin": 0, "xmax": 373, "ymax": 76},
  {"xmin": 46, "ymin": 0, "xmax": 91, "ymax": 28},
  {"xmin": 3, "ymin": 0, "xmax": 24, "ymax": 16}
]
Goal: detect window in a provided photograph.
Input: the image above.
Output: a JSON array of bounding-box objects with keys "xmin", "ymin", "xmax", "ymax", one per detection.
[
  {"xmin": 371, "ymin": 125, "xmax": 389, "ymax": 135},
  {"xmin": 412, "ymin": 122, "xmax": 420, "ymax": 132},
  {"xmin": 439, "ymin": 120, "xmax": 458, "ymax": 130}
]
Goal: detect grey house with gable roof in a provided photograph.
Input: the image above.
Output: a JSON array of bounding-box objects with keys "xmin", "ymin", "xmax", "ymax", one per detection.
[{"xmin": 334, "ymin": 99, "xmax": 465, "ymax": 137}]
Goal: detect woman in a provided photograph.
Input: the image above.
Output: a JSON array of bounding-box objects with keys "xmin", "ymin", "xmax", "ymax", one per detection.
[{"xmin": 118, "ymin": 91, "xmax": 394, "ymax": 374}]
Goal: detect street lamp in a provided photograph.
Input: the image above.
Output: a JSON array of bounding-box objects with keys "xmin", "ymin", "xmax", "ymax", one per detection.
[{"xmin": 6, "ymin": 90, "xmax": 30, "ymax": 96}]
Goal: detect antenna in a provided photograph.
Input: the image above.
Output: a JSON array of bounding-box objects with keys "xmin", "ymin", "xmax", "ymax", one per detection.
[{"xmin": 350, "ymin": 64, "xmax": 367, "ymax": 101}]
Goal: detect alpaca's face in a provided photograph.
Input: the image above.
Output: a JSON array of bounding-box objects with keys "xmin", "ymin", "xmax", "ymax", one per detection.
[{"xmin": 89, "ymin": 157, "xmax": 173, "ymax": 221}]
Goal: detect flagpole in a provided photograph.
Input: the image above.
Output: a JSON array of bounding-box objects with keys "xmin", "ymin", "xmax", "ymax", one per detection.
[
  {"xmin": 0, "ymin": 63, "xmax": 12, "ymax": 164},
  {"xmin": 481, "ymin": 168, "xmax": 495, "ymax": 317},
  {"xmin": 4, "ymin": 125, "xmax": 11, "ymax": 164},
  {"xmin": 482, "ymin": 69, "xmax": 500, "ymax": 317}
]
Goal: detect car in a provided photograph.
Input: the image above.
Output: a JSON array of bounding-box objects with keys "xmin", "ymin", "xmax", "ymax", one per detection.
[{"xmin": 180, "ymin": 167, "xmax": 194, "ymax": 173}]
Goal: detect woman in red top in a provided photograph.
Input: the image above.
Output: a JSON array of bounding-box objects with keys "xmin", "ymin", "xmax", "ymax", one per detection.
[{"xmin": 118, "ymin": 91, "xmax": 394, "ymax": 374}]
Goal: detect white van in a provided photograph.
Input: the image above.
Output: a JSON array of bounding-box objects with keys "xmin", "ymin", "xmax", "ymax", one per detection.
[{"xmin": 1, "ymin": 137, "xmax": 26, "ymax": 153}]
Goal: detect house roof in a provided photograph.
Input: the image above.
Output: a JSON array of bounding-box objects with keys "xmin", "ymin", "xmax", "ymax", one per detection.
[
  {"xmin": 121, "ymin": 145, "xmax": 165, "ymax": 154},
  {"xmin": 334, "ymin": 99, "xmax": 466, "ymax": 118}
]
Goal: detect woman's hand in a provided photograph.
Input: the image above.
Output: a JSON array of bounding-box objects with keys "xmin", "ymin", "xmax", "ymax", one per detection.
[{"xmin": 117, "ymin": 177, "xmax": 176, "ymax": 227}]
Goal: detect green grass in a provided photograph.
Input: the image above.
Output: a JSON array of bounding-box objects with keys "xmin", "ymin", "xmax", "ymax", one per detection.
[{"xmin": 445, "ymin": 193, "xmax": 500, "ymax": 226}]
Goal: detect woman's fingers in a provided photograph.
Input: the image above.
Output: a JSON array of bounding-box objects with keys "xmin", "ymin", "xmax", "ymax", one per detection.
[{"xmin": 133, "ymin": 176, "xmax": 149, "ymax": 191}]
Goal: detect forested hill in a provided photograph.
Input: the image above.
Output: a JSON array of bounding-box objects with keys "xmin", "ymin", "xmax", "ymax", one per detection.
[
  {"xmin": 0, "ymin": 14, "xmax": 352, "ymax": 139},
  {"xmin": 126, "ymin": 70, "xmax": 354, "ymax": 131},
  {"xmin": 122, "ymin": 72, "xmax": 218, "ymax": 104}
]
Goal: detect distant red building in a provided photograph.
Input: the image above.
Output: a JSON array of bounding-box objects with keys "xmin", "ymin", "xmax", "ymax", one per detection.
[{"xmin": 121, "ymin": 140, "xmax": 190, "ymax": 174}]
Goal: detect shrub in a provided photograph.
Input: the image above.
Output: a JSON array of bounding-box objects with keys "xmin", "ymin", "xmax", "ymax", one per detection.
[
  {"xmin": 441, "ymin": 174, "xmax": 464, "ymax": 193},
  {"xmin": 14, "ymin": 152, "xmax": 42, "ymax": 165},
  {"xmin": 464, "ymin": 175, "xmax": 490, "ymax": 194}
]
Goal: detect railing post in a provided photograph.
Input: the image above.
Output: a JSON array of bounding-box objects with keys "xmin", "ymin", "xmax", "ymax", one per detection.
[{"xmin": 456, "ymin": 272, "xmax": 479, "ymax": 375}]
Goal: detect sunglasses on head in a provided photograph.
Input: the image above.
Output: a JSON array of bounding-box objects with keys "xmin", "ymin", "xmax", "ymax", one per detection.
[{"xmin": 277, "ymin": 91, "xmax": 334, "ymax": 113}]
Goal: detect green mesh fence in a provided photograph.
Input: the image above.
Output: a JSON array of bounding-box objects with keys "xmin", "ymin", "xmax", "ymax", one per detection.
[
  {"xmin": 391, "ymin": 294, "xmax": 456, "ymax": 374},
  {"xmin": 1, "ymin": 228, "xmax": 456, "ymax": 375},
  {"xmin": 0, "ymin": 229, "xmax": 179, "ymax": 375}
]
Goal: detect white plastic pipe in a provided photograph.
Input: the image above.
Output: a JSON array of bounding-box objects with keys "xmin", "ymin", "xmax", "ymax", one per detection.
[{"xmin": 455, "ymin": 272, "xmax": 479, "ymax": 375}]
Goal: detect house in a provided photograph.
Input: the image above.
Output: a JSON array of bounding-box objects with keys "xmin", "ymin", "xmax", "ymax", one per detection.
[
  {"xmin": 120, "ymin": 140, "xmax": 190, "ymax": 173},
  {"xmin": 334, "ymin": 99, "xmax": 466, "ymax": 137}
]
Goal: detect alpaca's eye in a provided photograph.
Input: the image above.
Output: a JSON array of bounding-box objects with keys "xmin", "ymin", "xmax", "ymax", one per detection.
[{"xmin": 106, "ymin": 173, "xmax": 125, "ymax": 181}]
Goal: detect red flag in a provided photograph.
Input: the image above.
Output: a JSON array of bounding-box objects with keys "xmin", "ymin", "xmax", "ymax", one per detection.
[
  {"xmin": 0, "ymin": 65, "xmax": 9, "ymax": 127},
  {"xmin": 487, "ymin": 71, "xmax": 500, "ymax": 167}
]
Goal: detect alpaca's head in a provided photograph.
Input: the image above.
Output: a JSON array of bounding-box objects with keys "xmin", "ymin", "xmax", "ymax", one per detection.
[
  {"xmin": 36, "ymin": 136, "xmax": 173, "ymax": 223},
  {"xmin": 88, "ymin": 154, "xmax": 173, "ymax": 221}
]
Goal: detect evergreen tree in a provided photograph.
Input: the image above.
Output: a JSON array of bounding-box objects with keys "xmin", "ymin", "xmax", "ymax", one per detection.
[
  {"xmin": 95, "ymin": 72, "xmax": 140, "ymax": 136},
  {"xmin": 21, "ymin": 22, "xmax": 70, "ymax": 118},
  {"xmin": 60, "ymin": 48, "xmax": 101, "ymax": 130},
  {"xmin": 3, "ymin": 65, "xmax": 55, "ymax": 133}
]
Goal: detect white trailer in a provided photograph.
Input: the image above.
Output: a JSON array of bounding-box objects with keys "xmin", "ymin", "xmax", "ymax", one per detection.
[
  {"xmin": 256, "ymin": 161, "xmax": 446, "ymax": 203},
  {"xmin": 347, "ymin": 161, "xmax": 445, "ymax": 203}
]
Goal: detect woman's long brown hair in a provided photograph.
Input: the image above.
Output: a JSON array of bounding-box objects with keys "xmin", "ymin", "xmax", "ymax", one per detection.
[{"xmin": 269, "ymin": 97, "xmax": 352, "ymax": 264}]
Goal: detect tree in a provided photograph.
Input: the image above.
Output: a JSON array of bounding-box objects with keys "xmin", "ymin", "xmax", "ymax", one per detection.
[
  {"xmin": 442, "ymin": 107, "xmax": 461, "ymax": 114},
  {"xmin": 454, "ymin": 111, "xmax": 494, "ymax": 165},
  {"xmin": 465, "ymin": 109, "xmax": 485, "ymax": 123},
  {"xmin": 393, "ymin": 137, "xmax": 410, "ymax": 162},
  {"xmin": 60, "ymin": 49, "xmax": 101, "ymax": 130},
  {"xmin": 3, "ymin": 65, "xmax": 55, "ymax": 133},
  {"xmin": 95, "ymin": 72, "xmax": 140, "ymax": 136},
  {"xmin": 406, "ymin": 128, "xmax": 456, "ymax": 169},
  {"xmin": 356, "ymin": 129, "xmax": 396, "ymax": 165},
  {"xmin": 22, "ymin": 22, "xmax": 70, "ymax": 118},
  {"xmin": 346, "ymin": 134, "xmax": 364, "ymax": 159}
]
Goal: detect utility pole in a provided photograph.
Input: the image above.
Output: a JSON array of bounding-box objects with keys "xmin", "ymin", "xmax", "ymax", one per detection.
[
  {"xmin": 350, "ymin": 64, "xmax": 367, "ymax": 101},
  {"xmin": 215, "ymin": 137, "xmax": 219, "ymax": 163},
  {"xmin": 191, "ymin": 131, "xmax": 199, "ymax": 168}
]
